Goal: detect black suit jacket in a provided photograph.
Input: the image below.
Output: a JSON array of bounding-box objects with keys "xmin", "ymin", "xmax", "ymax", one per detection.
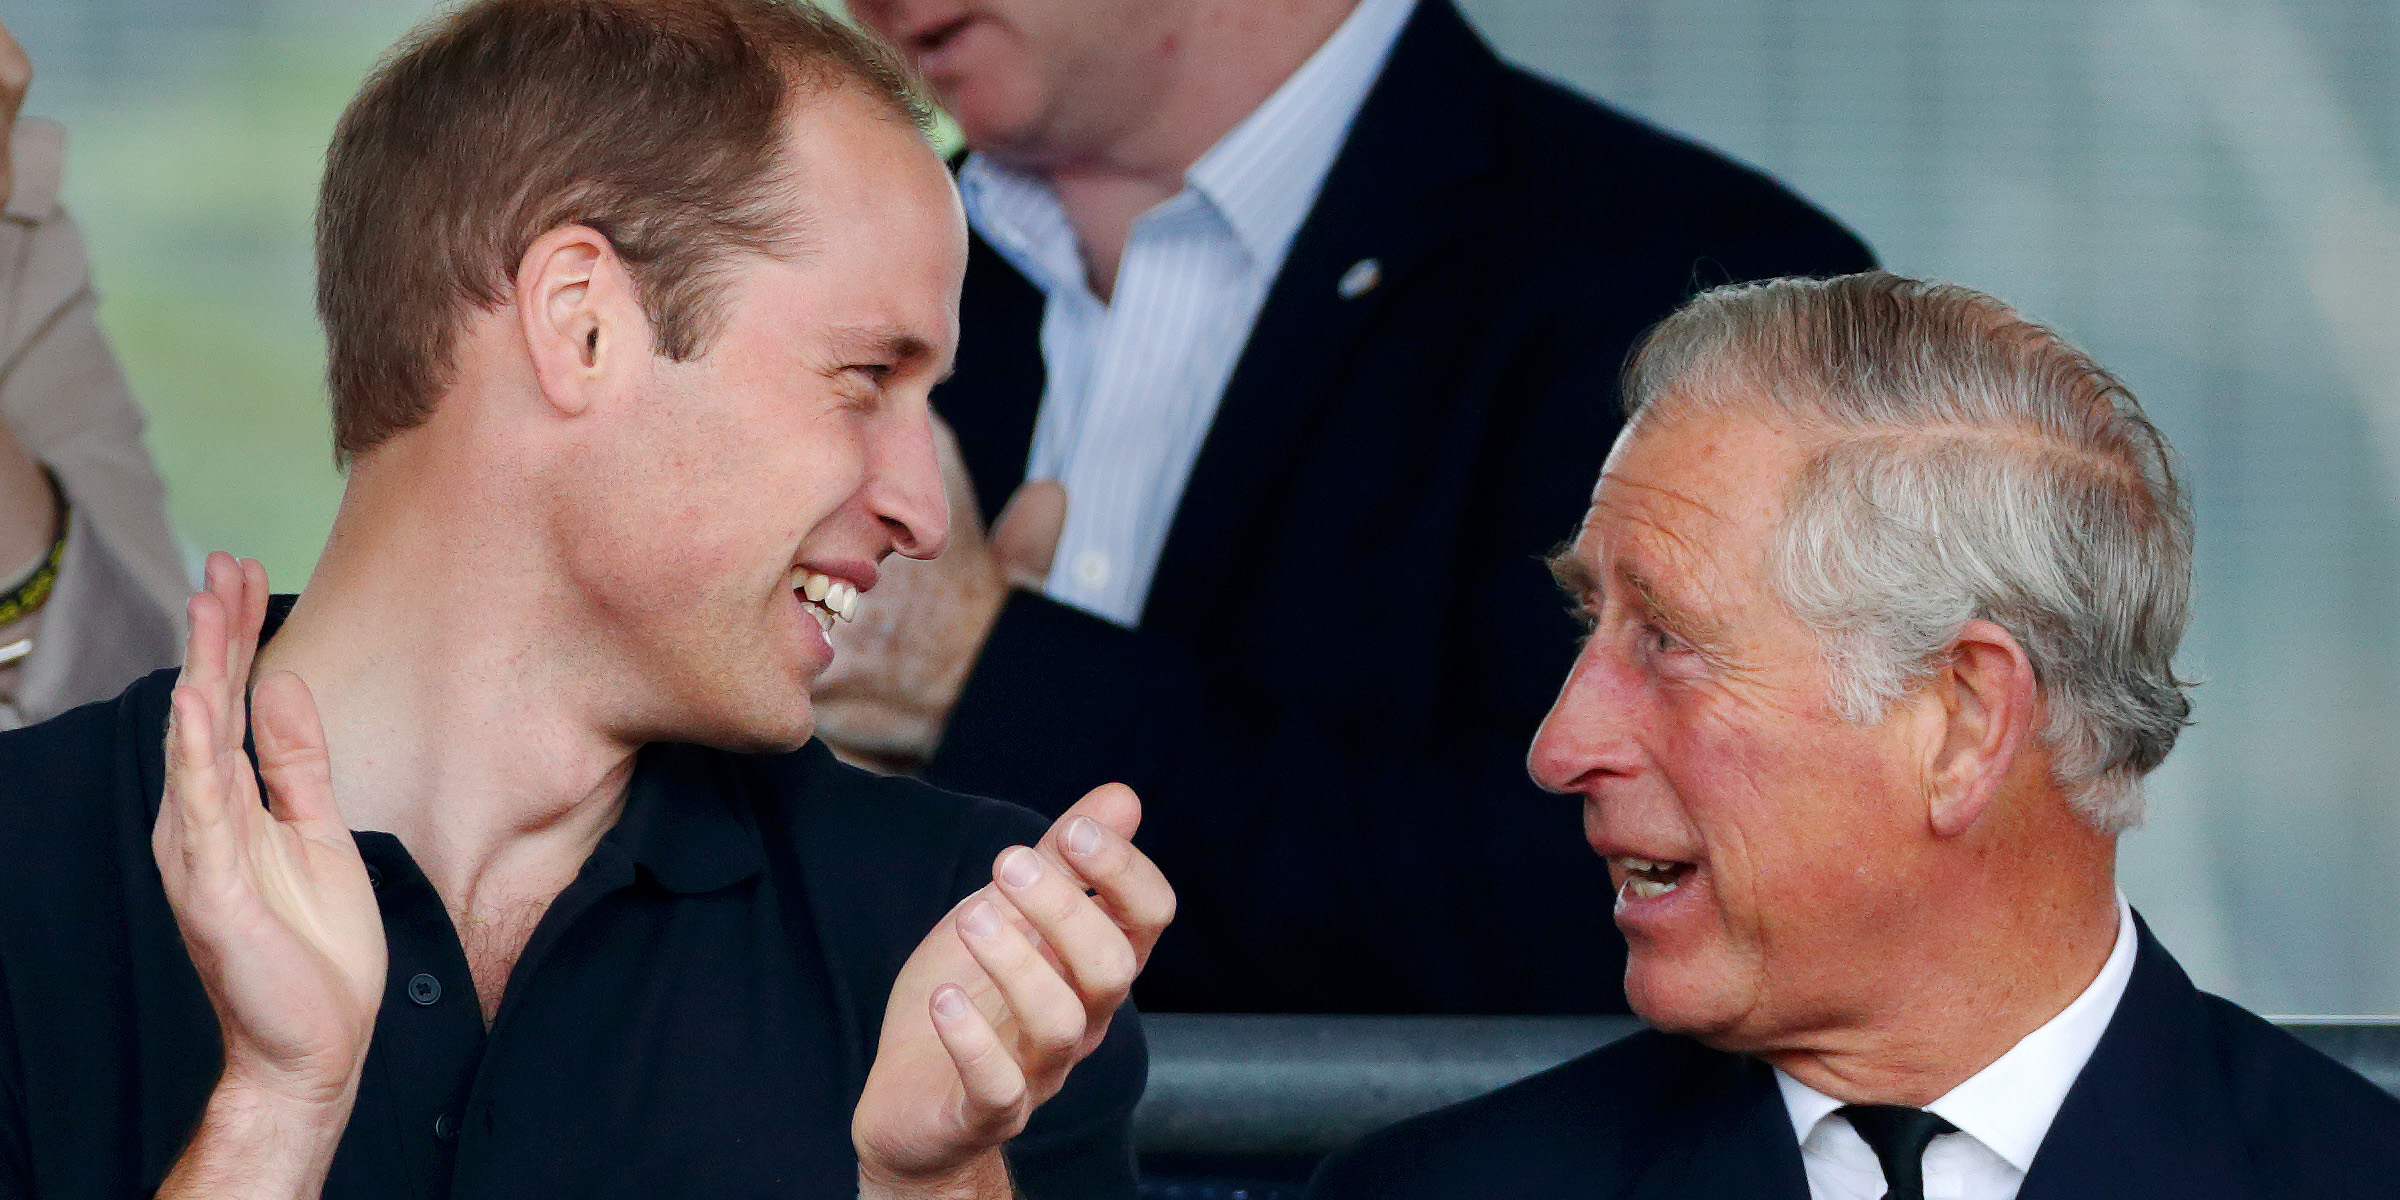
[
  {"xmin": 1307, "ymin": 916, "xmax": 2400, "ymax": 1198},
  {"xmin": 925, "ymin": 0, "xmax": 1876, "ymax": 1014}
]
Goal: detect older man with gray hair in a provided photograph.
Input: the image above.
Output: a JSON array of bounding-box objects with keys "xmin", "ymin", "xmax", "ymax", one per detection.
[{"xmin": 1308, "ymin": 271, "xmax": 2400, "ymax": 1200}]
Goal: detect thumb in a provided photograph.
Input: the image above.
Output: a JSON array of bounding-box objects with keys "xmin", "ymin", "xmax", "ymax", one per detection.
[
  {"xmin": 1057, "ymin": 781, "xmax": 1141, "ymax": 843},
  {"xmin": 251, "ymin": 670, "xmax": 339, "ymax": 828},
  {"xmin": 989, "ymin": 479, "xmax": 1066, "ymax": 587}
]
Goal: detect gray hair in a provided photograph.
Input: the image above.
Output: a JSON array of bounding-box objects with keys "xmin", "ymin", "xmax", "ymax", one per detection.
[{"xmin": 1622, "ymin": 271, "xmax": 2193, "ymax": 832}]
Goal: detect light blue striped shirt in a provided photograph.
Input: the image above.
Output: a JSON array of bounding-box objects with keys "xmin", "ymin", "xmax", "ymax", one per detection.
[{"xmin": 958, "ymin": 0, "xmax": 1418, "ymax": 627}]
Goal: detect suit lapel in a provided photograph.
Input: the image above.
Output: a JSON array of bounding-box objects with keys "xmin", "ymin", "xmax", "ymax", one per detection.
[
  {"xmin": 1624, "ymin": 1050, "xmax": 1811, "ymax": 1200},
  {"xmin": 2016, "ymin": 915, "xmax": 2262, "ymax": 1200},
  {"xmin": 1137, "ymin": 0, "xmax": 1504, "ymax": 631}
]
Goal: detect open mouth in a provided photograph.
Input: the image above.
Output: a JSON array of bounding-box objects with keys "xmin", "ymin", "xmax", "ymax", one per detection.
[
  {"xmin": 789, "ymin": 568, "xmax": 859, "ymax": 634},
  {"xmin": 1609, "ymin": 856, "xmax": 1696, "ymax": 903}
]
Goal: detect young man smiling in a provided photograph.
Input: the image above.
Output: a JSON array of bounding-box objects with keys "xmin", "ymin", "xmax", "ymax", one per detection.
[{"xmin": 0, "ymin": 3, "xmax": 1171, "ymax": 1197}]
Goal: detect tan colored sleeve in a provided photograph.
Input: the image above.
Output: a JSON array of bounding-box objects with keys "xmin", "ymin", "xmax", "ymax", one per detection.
[
  {"xmin": 0, "ymin": 117, "xmax": 190, "ymax": 721},
  {"xmin": 3, "ymin": 505, "xmax": 182, "ymax": 725}
]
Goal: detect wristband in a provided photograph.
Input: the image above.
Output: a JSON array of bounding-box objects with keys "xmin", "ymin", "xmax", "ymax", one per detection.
[{"xmin": 0, "ymin": 467, "xmax": 68, "ymax": 627}]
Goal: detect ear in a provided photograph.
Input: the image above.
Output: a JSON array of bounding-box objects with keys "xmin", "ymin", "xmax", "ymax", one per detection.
[
  {"xmin": 1918, "ymin": 618, "xmax": 2039, "ymax": 838},
  {"xmin": 516, "ymin": 225, "xmax": 646, "ymax": 419}
]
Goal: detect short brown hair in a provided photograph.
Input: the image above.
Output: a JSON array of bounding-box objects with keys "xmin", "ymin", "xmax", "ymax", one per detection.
[{"xmin": 316, "ymin": 0, "xmax": 928, "ymax": 463}]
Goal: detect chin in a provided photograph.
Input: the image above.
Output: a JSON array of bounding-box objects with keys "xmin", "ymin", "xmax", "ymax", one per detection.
[
  {"xmin": 1622, "ymin": 951, "xmax": 1755, "ymax": 1045},
  {"xmin": 944, "ymin": 75, "xmax": 1054, "ymax": 158},
  {"xmin": 677, "ymin": 694, "xmax": 816, "ymax": 755}
]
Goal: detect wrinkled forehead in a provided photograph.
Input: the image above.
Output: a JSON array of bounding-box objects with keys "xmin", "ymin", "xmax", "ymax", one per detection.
[
  {"xmin": 1590, "ymin": 411, "xmax": 1807, "ymax": 539},
  {"xmin": 1563, "ymin": 409, "xmax": 1815, "ymax": 609}
]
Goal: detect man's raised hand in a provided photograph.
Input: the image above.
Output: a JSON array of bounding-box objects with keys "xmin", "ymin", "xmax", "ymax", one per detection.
[
  {"xmin": 853, "ymin": 783, "xmax": 1174, "ymax": 1199},
  {"xmin": 152, "ymin": 553, "xmax": 385, "ymax": 1198}
]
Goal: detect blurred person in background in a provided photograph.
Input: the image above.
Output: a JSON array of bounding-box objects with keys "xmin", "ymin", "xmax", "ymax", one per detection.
[
  {"xmin": 0, "ymin": 18, "xmax": 188, "ymax": 731},
  {"xmin": 825, "ymin": 0, "xmax": 1875, "ymax": 1016},
  {"xmin": 1307, "ymin": 272, "xmax": 2400, "ymax": 1200}
]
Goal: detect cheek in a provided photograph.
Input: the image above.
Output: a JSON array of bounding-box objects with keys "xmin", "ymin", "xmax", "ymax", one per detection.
[{"xmin": 1654, "ymin": 689, "xmax": 1896, "ymax": 930}]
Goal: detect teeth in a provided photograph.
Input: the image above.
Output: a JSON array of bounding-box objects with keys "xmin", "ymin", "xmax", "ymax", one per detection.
[
  {"xmin": 1612, "ymin": 856, "xmax": 1680, "ymax": 874},
  {"xmin": 791, "ymin": 569, "xmax": 850, "ymax": 629},
  {"xmin": 1623, "ymin": 876, "xmax": 1676, "ymax": 901},
  {"xmin": 824, "ymin": 580, "xmax": 857, "ymax": 621}
]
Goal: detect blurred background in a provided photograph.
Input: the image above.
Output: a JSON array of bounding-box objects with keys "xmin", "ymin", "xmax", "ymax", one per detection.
[{"xmin": 6, "ymin": 0, "xmax": 2396, "ymax": 1014}]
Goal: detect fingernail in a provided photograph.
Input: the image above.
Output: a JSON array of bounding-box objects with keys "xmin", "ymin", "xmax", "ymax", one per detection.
[
  {"xmin": 1067, "ymin": 816, "xmax": 1101, "ymax": 857},
  {"xmin": 999, "ymin": 846, "xmax": 1041, "ymax": 888},
  {"xmin": 961, "ymin": 899, "xmax": 1001, "ymax": 938},
  {"xmin": 933, "ymin": 985, "xmax": 969, "ymax": 1021}
]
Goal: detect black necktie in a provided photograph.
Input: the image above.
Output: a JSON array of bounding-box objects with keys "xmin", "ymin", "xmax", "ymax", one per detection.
[{"xmin": 1837, "ymin": 1104, "xmax": 1958, "ymax": 1200}]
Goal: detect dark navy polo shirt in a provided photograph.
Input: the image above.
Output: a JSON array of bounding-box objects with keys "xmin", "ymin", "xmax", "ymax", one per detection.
[{"xmin": 0, "ymin": 602, "xmax": 1144, "ymax": 1199}]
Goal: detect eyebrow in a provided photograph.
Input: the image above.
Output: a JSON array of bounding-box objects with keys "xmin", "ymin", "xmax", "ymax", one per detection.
[
  {"xmin": 826, "ymin": 325, "xmax": 940, "ymax": 373},
  {"xmin": 1621, "ymin": 566, "xmax": 1723, "ymax": 646},
  {"xmin": 1545, "ymin": 543, "xmax": 1725, "ymax": 645},
  {"xmin": 1546, "ymin": 543, "xmax": 1599, "ymax": 605}
]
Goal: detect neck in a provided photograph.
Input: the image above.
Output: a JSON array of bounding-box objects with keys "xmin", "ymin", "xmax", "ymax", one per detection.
[
  {"xmin": 1024, "ymin": 0, "xmax": 1361, "ymax": 297},
  {"xmin": 1761, "ymin": 820, "xmax": 2123, "ymax": 1106},
  {"xmin": 253, "ymin": 435, "xmax": 635, "ymax": 912}
]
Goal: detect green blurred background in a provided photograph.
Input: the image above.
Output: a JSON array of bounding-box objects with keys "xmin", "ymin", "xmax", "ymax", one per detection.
[{"xmin": 28, "ymin": 9, "xmax": 418, "ymax": 585}]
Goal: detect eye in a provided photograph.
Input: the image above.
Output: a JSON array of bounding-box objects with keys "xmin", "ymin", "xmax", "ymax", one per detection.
[
  {"xmin": 846, "ymin": 363, "xmax": 894, "ymax": 384},
  {"xmin": 1639, "ymin": 618, "xmax": 1684, "ymax": 658}
]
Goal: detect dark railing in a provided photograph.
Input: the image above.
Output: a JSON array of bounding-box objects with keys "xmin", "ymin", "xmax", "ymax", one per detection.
[{"xmin": 1130, "ymin": 1014, "xmax": 2400, "ymax": 1199}]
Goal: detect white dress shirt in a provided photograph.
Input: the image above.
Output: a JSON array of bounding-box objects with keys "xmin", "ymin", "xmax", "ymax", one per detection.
[
  {"xmin": 1774, "ymin": 894, "xmax": 2138, "ymax": 1200},
  {"xmin": 957, "ymin": 0, "xmax": 1418, "ymax": 627}
]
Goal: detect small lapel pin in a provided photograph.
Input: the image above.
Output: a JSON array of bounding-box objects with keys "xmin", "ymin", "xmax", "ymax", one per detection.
[{"xmin": 1337, "ymin": 257, "xmax": 1382, "ymax": 299}]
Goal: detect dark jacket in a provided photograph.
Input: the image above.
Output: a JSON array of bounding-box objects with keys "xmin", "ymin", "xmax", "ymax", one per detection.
[
  {"xmin": 1307, "ymin": 916, "xmax": 2400, "ymax": 1198},
  {"xmin": 925, "ymin": 0, "xmax": 1877, "ymax": 1013},
  {"xmin": 0, "ymin": 612, "xmax": 1143, "ymax": 1200}
]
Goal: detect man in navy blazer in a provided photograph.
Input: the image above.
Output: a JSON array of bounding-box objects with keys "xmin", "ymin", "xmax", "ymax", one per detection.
[
  {"xmin": 1310, "ymin": 273, "xmax": 2400, "ymax": 1197},
  {"xmin": 826, "ymin": 0, "xmax": 1874, "ymax": 1015}
]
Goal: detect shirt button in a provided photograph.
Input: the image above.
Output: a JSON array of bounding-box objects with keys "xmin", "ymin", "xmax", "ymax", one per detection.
[
  {"xmin": 407, "ymin": 973, "xmax": 442, "ymax": 1006},
  {"xmin": 1071, "ymin": 550, "xmax": 1111, "ymax": 589},
  {"xmin": 433, "ymin": 1112, "xmax": 458, "ymax": 1142}
]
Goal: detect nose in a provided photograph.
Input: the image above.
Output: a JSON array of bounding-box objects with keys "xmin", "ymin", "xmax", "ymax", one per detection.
[
  {"xmin": 867, "ymin": 407, "xmax": 953, "ymax": 561},
  {"xmin": 1527, "ymin": 639, "xmax": 1648, "ymax": 795}
]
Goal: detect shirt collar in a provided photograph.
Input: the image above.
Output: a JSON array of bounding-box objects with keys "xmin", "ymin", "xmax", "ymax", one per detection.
[
  {"xmin": 1775, "ymin": 893, "xmax": 2141, "ymax": 1170},
  {"xmin": 600, "ymin": 742, "xmax": 768, "ymax": 896},
  {"xmin": 959, "ymin": 0, "xmax": 1417, "ymax": 289},
  {"xmin": 1183, "ymin": 0, "xmax": 1417, "ymax": 267}
]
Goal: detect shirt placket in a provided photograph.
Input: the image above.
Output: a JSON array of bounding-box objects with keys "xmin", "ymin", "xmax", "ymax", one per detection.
[
  {"xmin": 1047, "ymin": 196, "xmax": 1225, "ymax": 624},
  {"xmin": 345, "ymin": 833, "xmax": 491, "ymax": 1199},
  {"xmin": 440, "ymin": 839, "xmax": 640, "ymax": 1199}
]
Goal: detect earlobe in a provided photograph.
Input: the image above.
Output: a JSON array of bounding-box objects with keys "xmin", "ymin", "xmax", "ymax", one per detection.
[{"xmin": 1925, "ymin": 619, "xmax": 2038, "ymax": 838}]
